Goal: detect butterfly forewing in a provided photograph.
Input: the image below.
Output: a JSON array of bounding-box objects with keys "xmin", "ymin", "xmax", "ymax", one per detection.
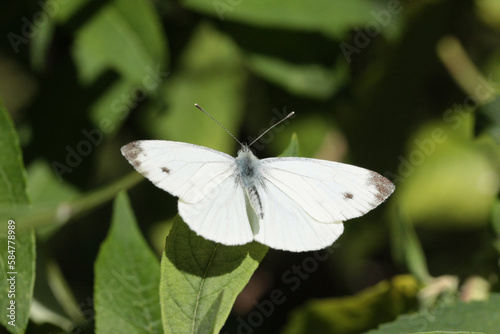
[{"xmin": 122, "ymin": 141, "xmax": 235, "ymax": 203}]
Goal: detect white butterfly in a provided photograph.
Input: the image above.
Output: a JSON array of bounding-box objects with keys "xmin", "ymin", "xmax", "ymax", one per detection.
[{"xmin": 121, "ymin": 105, "xmax": 395, "ymax": 252}]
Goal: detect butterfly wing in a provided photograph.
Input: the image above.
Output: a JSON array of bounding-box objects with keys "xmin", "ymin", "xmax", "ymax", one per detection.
[
  {"xmin": 252, "ymin": 157, "xmax": 395, "ymax": 252},
  {"xmin": 121, "ymin": 141, "xmax": 254, "ymax": 245},
  {"xmin": 177, "ymin": 176, "xmax": 254, "ymax": 245},
  {"xmin": 253, "ymin": 181, "xmax": 344, "ymax": 252}
]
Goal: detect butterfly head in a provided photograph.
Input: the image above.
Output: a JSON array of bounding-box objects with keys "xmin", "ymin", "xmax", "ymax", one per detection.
[{"xmin": 236, "ymin": 144, "xmax": 255, "ymax": 159}]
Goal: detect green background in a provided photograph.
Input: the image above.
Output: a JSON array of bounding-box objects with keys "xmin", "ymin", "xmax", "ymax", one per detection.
[{"xmin": 1, "ymin": 0, "xmax": 500, "ymax": 333}]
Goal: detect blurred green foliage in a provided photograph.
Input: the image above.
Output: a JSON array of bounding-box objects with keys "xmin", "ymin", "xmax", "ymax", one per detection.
[{"xmin": 1, "ymin": 0, "xmax": 500, "ymax": 333}]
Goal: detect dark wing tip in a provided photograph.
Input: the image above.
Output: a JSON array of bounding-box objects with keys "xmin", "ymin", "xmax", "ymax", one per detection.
[
  {"xmin": 121, "ymin": 141, "xmax": 144, "ymax": 168},
  {"xmin": 367, "ymin": 171, "xmax": 395, "ymax": 203}
]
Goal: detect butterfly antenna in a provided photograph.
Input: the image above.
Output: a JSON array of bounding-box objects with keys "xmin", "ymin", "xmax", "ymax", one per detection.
[
  {"xmin": 248, "ymin": 111, "xmax": 295, "ymax": 147},
  {"xmin": 194, "ymin": 104, "xmax": 244, "ymax": 146}
]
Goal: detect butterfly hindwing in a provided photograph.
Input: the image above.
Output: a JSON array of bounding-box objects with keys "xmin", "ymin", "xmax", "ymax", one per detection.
[
  {"xmin": 178, "ymin": 176, "xmax": 254, "ymax": 245},
  {"xmin": 254, "ymin": 179, "xmax": 345, "ymax": 252}
]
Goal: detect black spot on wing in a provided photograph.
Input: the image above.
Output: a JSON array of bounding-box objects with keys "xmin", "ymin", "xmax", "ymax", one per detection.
[
  {"xmin": 161, "ymin": 167, "xmax": 170, "ymax": 174},
  {"xmin": 343, "ymin": 192, "xmax": 354, "ymax": 200}
]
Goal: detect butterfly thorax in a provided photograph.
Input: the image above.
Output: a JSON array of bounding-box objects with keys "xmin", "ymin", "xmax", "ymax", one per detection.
[
  {"xmin": 235, "ymin": 146, "xmax": 264, "ymax": 219},
  {"xmin": 235, "ymin": 146, "xmax": 261, "ymax": 187}
]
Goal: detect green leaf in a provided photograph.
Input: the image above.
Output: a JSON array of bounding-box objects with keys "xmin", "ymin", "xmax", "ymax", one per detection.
[
  {"xmin": 181, "ymin": 0, "xmax": 379, "ymax": 39},
  {"xmin": 282, "ymin": 275, "xmax": 419, "ymax": 334},
  {"xmin": 24, "ymin": 160, "xmax": 81, "ymax": 238},
  {"xmin": 390, "ymin": 208, "xmax": 430, "ymax": 282},
  {"xmin": 94, "ymin": 192, "xmax": 161, "ymax": 334},
  {"xmin": 0, "ymin": 100, "xmax": 36, "ymax": 334},
  {"xmin": 278, "ymin": 133, "xmax": 300, "ymax": 157},
  {"xmin": 160, "ymin": 217, "xmax": 268, "ymax": 334},
  {"xmin": 0, "ymin": 104, "xmax": 29, "ymax": 207},
  {"xmin": 247, "ymin": 54, "xmax": 348, "ymax": 99},
  {"xmin": 0, "ymin": 229, "xmax": 35, "ymax": 334},
  {"xmin": 71, "ymin": 0, "xmax": 169, "ymax": 129},
  {"xmin": 51, "ymin": 0, "xmax": 92, "ymax": 22},
  {"xmin": 366, "ymin": 293, "xmax": 500, "ymax": 334},
  {"xmin": 395, "ymin": 121, "xmax": 498, "ymax": 228},
  {"xmin": 26, "ymin": 160, "xmax": 80, "ymax": 206}
]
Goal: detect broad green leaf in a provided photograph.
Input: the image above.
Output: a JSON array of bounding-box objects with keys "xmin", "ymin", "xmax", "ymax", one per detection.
[
  {"xmin": 143, "ymin": 22, "xmax": 245, "ymax": 153},
  {"xmin": 366, "ymin": 293, "xmax": 500, "ymax": 334},
  {"xmin": 94, "ymin": 192, "xmax": 161, "ymax": 334},
  {"xmin": 181, "ymin": 0, "xmax": 381, "ymax": 39},
  {"xmin": 247, "ymin": 54, "xmax": 348, "ymax": 99},
  {"xmin": 30, "ymin": 14, "xmax": 55, "ymax": 71},
  {"xmin": 0, "ymin": 229, "xmax": 36, "ymax": 334},
  {"xmin": 71, "ymin": 0, "xmax": 168, "ymax": 130},
  {"xmin": 0, "ymin": 101, "xmax": 35, "ymax": 334},
  {"xmin": 395, "ymin": 120, "xmax": 499, "ymax": 228},
  {"xmin": 282, "ymin": 275, "xmax": 419, "ymax": 334},
  {"xmin": 160, "ymin": 217, "xmax": 268, "ymax": 334},
  {"xmin": 0, "ymin": 104, "xmax": 29, "ymax": 207},
  {"xmin": 50, "ymin": 0, "xmax": 92, "ymax": 22},
  {"xmin": 27, "ymin": 160, "xmax": 80, "ymax": 206},
  {"xmin": 24, "ymin": 160, "xmax": 80, "ymax": 238},
  {"xmin": 476, "ymin": 0, "xmax": 500, "ymax": 28}
]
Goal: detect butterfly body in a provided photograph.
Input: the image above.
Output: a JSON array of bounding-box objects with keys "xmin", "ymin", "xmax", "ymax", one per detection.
[{"xmin": 235, "ymin": 146, "xmax": 265, "ymax": 219}]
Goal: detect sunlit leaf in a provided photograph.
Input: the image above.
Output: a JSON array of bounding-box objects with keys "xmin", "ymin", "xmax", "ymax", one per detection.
[
  {"xmin": 160, "ymin": 217, "xmax": 268, "ymax": 333},
  {"xmin": 366, "ymin": 293, "xmax": 500, "ymax": 334},
  {"xmin": 94, "ymin": 192, "xmax": 161, "ymax": 334},
  {"xmin": 181, "ymin": 0, "xmax": 382, "ymax": 39},
  {"xmin": 394, "ymin": 121, "xmax": 499, "ymax": 228},
  {"xmin": 71, "ymin": 0, "xmax": 168, "ymax": 130},
  {"xmin": 247, "ymin": 54, "xmax": 347, "ymax": 99}
]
